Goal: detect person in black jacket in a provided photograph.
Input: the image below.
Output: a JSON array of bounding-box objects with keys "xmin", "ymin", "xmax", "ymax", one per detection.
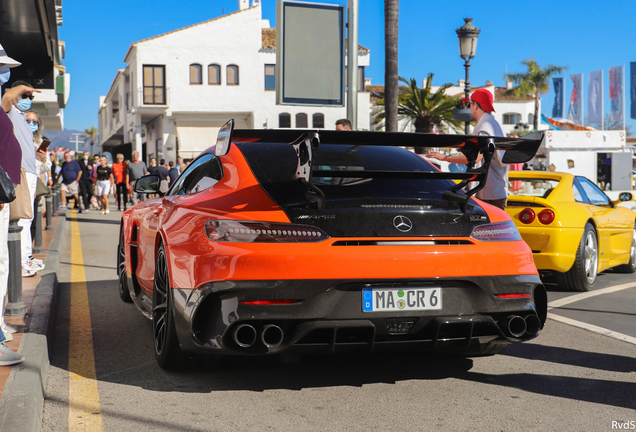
[{"xmin": 77, "ymin": 151, "xmax": 93, "ymax": 212}]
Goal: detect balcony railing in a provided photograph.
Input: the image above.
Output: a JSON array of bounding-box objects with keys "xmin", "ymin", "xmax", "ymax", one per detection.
[{"xmin": 138, "ymin": 87, "xmax": 170, "ymax": 106}]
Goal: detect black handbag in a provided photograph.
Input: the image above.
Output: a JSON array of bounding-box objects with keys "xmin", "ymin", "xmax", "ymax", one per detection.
[{"xmin": 0, "ymin": 164, "xmax": 16, "ymax": 204}]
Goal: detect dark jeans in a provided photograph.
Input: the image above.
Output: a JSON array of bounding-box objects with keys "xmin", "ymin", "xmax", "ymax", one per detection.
[
  {"xmin": 116, "ymin": 182, "xmax": 128, "ymax": 210},
  {"xmin": 79, "ymin": 179, "xmax": 93, "ymax": 209}
]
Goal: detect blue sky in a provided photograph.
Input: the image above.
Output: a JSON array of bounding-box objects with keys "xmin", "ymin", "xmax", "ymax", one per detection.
[{"xmin": 60, "ymin": 0, "xmax": 636, "ymax": 133}]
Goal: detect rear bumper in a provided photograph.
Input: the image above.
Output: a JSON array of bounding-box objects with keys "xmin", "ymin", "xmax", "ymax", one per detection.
[
  {"xmin": 517, "ymin": 226, "xmax": 582, "ymax": 273},
  {"xmin": 170, "ymin": 275, "xmax": 545, "ymax": 356}
]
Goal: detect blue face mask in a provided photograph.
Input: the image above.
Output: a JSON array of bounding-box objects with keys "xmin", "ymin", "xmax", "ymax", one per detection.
[
  {"xmin": 28, "ymin": 121, "xmax": 39, "ymax": 133},
  {"xmin": 0, "ymin": 66, "xmax": 9, "ymax": 86},
  {"xmin": 17, "ymin": 98, "xmax": 31, "ymax": 112}
]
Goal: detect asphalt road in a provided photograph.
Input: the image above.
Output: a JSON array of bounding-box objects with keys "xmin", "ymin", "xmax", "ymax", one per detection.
[{"xmin": 41, "ymin": 209, "xmax": 636, "ymax": 432}]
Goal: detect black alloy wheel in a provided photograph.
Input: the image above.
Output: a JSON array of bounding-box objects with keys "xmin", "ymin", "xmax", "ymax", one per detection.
[
  {"xmin": 118, "ymin": 230, "xmax": 132, "ymax": 303},
  {"xmin": 152, "ymin": 243, "xmax": 183, "ymax": 370}
]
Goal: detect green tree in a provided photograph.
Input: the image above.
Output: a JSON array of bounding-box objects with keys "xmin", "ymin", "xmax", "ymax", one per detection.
[
  {"xmin": 397, "ymin": 74, "xmax": 462, "ymax": 135},
  {"xmin": 81, "ymin": 126, "xmax": 98, "ymax": 156},
  {"xmin": 503, "ymin": 58, "xmax": 567, "ymax": 130},
  {"xmin": 384, "ymin": 0, "xmax": 399, "ymax": 132}
]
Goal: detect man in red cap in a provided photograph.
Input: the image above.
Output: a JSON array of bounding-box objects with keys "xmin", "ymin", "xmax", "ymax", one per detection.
[{"xmin": 427, "ymin": 88, "xmax": 508, "ymax": 210}]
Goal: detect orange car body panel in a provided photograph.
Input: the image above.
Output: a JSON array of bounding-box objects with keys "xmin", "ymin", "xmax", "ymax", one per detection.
[{"xmin": 122, "ymin": 145, "xmax": 538, "ymax": 292}]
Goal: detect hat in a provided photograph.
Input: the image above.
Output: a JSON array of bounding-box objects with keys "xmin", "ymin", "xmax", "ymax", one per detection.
[
  {"xmin": 470, "ymin": 89, "xmax": 495, "ymax": 113},
  {"xmin": 0, "ymin": 44, "xmax": 21, "ymax": 68}
]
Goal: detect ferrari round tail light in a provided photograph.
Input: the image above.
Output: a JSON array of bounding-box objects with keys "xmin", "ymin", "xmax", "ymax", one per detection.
[
  {"xmin": 470, "ymin": 220, "xmax": 522, "ymax": 242},
  {"xmin": 538, "ymin": 209, "xmax": 555, "ymax": 225},
  {"xmin": 205, "ymin": 220, "xmax": 330, "ymax": 243},
  {"xmin": 518, "ymin": 208, "xmax": 535, "ymax": 224}
]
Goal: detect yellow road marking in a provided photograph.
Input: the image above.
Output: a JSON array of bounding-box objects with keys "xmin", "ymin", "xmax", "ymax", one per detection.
[{"xmin": 68, "ymin": 211, "xmax": 104, "ymax": 431}]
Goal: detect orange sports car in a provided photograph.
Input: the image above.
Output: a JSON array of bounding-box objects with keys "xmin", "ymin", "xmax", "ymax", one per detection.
[{"xmin": 118, "ymin": 121, "xmax": 545, "ymax": 369}]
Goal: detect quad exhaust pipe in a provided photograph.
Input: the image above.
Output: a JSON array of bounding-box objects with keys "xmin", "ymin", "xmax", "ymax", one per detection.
[
  {"xmin": 232, "ymin": 323, "xmax": 285, "ymax": 349},
  {"xmin": 499, "ymin": 314, "xmax": 542, "ymax": 339},
  {"xmin": 261, "ymin": 324, "xmax": 284, "ymax": 348},
  {"xmin": 500, "ymin": 315, "xmax": 527, "ymax": 338},
  {"xmin": 233, "ymin": 324, "xmax": 257, "ymax": 348}
]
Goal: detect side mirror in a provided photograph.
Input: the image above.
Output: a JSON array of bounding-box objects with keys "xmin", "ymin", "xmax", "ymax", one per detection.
[
  {"xmin": 134, "ymin": 175, "xmax": 161, "ymax": 193},
  {"xmin": 619, "ymin": 192, "xmax": 633, "ymax": 202}
]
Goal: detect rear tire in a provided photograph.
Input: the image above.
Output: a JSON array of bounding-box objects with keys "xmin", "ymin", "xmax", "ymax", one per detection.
[
  {"xmin": 556, "ymin": 223, "xmax": 598, "ymax": 291},
  {"xmin": 614, "ymin": 226, "xmax": 636, "ymax": 273},
  {"xmin": 153, "ymin": 243, "xmax": 184, "ymax": 370},
  {"xmin": 117, "ymin": 230, "xmax": 132, "ymax": 303}
]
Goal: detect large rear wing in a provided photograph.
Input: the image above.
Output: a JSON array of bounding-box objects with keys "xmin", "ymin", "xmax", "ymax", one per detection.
[{"xmin": 218, "ymin": 122, "xmax": 544, "ymax": 213}]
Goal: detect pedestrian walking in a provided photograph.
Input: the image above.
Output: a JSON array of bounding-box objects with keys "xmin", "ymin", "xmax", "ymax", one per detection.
[
  {"xmin": 156, "ymin": 159, "xmax": 169, "ymax": 197},
  {"xmin": 56, "ymin": 151, "xmax": 82, "ymax": 211},
  {"xmin": 126, "ymin": 151, "xmax": 147, "ymax": 205},
  {"xmin": 77, "ymin": 151, "xmax": 94, "ymax": 212},
  {"xmin": 96, "ymin": 156, "xmax": 114, "ymax": 214},
  {"xmin": 168, "ymin": 161, "xmax": 179, "ymax": 188},
  {"xmin": 112, "ymin": 154, "xmax": 128, "ymax": 211}
]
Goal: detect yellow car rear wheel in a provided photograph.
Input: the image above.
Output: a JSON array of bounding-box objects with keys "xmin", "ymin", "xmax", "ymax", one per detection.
[
  {"xmin": 614, "ymin": 226, "xmax": 636, "ymax": 274},
  {"xmin": 556, "ymin": 223, "xmax": 598, "ymax": 292}
]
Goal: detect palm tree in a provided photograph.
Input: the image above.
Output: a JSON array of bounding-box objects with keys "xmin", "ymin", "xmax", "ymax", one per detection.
[
  {"xmin": 503, "ymin": 58, "xmax": 567, "ymax": 130},
  {"xmin": 398, "ymin": 74, "xmax": 462, "ymax": 132},
  {"xmin": 384, "ymin": 0, "xmax": 399, "ymax": 132},
  {"xmin": 81, "ymin": 126, "xmax": 98, "ymax": 156}
]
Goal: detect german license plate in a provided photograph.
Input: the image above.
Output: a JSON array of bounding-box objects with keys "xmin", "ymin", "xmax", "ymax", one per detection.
[{"xmin": 362, "ymin": 288, "xmax": 442, "ymax": 312}]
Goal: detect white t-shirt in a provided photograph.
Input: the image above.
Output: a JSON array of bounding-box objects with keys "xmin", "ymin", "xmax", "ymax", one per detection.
[{"xmin": 473, "ymin": 113, "xmax": 507, "ymax": 200}]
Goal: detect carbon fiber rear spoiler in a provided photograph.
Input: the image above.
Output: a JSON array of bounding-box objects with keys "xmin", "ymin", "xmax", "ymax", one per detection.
[{"xmin": 229, "ymin": 127, "xmax": 544, "ymax": 213}]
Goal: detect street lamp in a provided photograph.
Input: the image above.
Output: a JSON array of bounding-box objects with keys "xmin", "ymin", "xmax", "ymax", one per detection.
[{"xmin": 456, "ymin": 18, "xmax": 481, "ymax": 134}]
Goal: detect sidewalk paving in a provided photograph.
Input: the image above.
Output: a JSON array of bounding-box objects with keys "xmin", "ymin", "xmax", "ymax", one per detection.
[{"xmin": 0, "ymin": 210, "xmax": 66, "ymax": 432}]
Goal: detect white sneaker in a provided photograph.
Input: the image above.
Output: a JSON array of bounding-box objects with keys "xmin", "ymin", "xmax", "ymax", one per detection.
[
  {"xmin": 28, "ymin": 256, "xmax": 44, "ymax": 266},
  {"xmin": 0, "ymin": 343, "xmax": 24, "ymax": 366},
  {"xmin": 22, "ymin": 268, "xmax": 37, "ymax": 278},
  {"xmin": 105, "ymin": 210, "xmax": 110, "ymax": 214},
  {"xmin": 2, "ymin": 323, "xmax": 17, "ymax": 334},
  {"xmin": 101, "ymin": 211, "xmax": 105, "ymax": 215},
  {"xmin": 2, "ymin": 332, "xmax": 12, "ymax": 342},
  {"xmin": 25, "ymin": 259, "xmax": 44, "ymax": 272}
]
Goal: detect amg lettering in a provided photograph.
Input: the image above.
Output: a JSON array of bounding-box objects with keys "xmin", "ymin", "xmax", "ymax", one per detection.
[{"xmin": 376, "ymin": 291, "xmax": 385, "ymax": 309}]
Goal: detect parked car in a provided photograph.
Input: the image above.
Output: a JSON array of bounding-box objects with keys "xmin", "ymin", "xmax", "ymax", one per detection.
[
  {"xmin": 506, "ymin": 171, "xmax": 636, "ymax": 291},
  {"xmin": 119, "ymin": 121, "xmax": 546, "ymax": 369}
]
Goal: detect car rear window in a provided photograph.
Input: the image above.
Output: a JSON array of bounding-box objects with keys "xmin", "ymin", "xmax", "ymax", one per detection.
[
  {"xmin": 508, "ymin": 178, "xmax": 560, "ymax": 199},
  {"xmin": 237, "ymin": 142, "xmax": 457, "ymax": 202}
]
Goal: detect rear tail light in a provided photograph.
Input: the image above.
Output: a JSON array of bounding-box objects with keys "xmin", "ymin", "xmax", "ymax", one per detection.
[
  {"xmin": 470, "ymin": 220, "xmax": 522, "ymax": 242},
  {"xmin": 518, "ymin": 208, "xmax": 535, "ymax": 224},
  {"xmin": 495, "ymin": 293, "xmax": 532, "ymax": 299},
  {"xmin": 538, "ymin": 209, "xmax": 555, "ymax": 225},
  {"xmin": 240, "ymin": 299, "xmax": 299, "ymax": 305},
  {"xmin": 205, "ymin": 220, "xmax": 329, "ymax": 243}
]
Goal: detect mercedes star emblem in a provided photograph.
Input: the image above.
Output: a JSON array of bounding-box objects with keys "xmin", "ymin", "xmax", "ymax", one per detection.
[{"xmin": 393, "ymin": 215, "xmax": 413, "ymax": 232}]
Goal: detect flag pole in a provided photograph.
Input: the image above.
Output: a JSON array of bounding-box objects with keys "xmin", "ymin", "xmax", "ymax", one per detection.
[{"xmin": 601, "ymin": 69, "xmax": 604, "ymax": 131}]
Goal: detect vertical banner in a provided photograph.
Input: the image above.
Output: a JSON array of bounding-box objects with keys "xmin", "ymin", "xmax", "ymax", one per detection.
[
  {"xmin": 587, "ymin": 70, "xmax": 603, "ymax": 125},
  {"xmin": 552, "ymin": 77, "xmax": 565, "ymax": 118},
  {"xmin": 609, "ymin": 66, "xmax": 623, "ymax": 122},
  {"xmin": 631, "ymin": 62, "xmax": 636, "ymax": 120},
  {"xmin": 568, "ymin": 73, "xmax": 583, "ymax": 125}
]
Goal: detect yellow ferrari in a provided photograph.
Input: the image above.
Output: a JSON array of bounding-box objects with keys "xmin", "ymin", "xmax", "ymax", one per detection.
[{"xmin": 505, "ymin": 171, "xmax": 636, "ymax": 291}]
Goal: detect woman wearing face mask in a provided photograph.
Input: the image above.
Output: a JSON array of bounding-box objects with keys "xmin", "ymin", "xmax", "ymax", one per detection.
[{"xmin": 26, "ymin": 110, "xmax": 51, "ymax": 241}]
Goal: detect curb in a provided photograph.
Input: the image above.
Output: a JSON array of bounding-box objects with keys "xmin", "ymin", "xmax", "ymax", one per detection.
[{"xmin": 0, "ymin": 213, "xmax": 66, "ymax": 432}]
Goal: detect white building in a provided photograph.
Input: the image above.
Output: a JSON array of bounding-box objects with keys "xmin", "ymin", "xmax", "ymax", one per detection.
[{"xmin": 99, "ymin": 0, "xmax": 371, "ymax": 162}]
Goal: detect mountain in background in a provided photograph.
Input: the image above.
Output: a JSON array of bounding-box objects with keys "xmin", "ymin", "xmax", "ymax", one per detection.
[{"xmin": 42, "ymin": 129, "xmax": 97, "ymax": 154}]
